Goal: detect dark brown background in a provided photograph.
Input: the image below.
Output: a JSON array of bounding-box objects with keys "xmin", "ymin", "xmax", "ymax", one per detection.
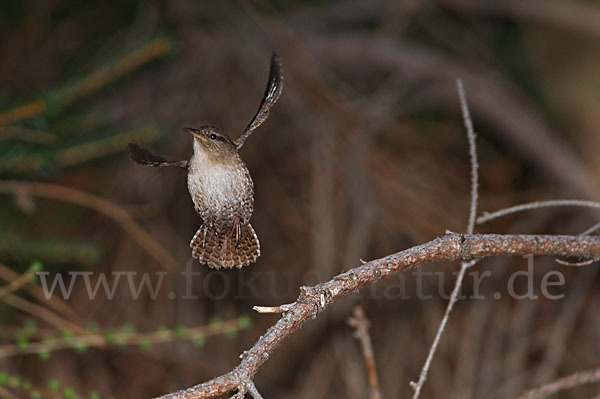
[{"xmin": 1, "ymin": 1, "xmax": 599, "ymax": 398}]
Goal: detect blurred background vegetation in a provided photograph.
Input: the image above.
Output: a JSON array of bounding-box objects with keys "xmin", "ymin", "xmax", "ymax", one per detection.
[{"xmin": 1, "ymin": 1, "xmax": 599, "ymax": 398}]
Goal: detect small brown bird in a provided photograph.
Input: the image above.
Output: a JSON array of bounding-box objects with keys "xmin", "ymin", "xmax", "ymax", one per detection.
[{"xmin": 128, "ymin": 53, "xmax": 283, "ymax": 269}]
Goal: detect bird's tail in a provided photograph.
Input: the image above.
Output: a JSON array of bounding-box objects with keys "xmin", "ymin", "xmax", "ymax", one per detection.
[{"xmin": 190, "ymin": 222, "xmax": 260, "ymax": 269}]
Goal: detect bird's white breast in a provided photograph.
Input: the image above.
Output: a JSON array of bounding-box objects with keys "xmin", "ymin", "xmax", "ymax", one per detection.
[{"xmin": 187, "ymin": 143, "xmax": 253, "ymax": 223}]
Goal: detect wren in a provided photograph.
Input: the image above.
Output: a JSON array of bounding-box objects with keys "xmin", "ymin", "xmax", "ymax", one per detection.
[{"xmin": 128, "ymin": 53, "xmax": 283, "ymax": 269}]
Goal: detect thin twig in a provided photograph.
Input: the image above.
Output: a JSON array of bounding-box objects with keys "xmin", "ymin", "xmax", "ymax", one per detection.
[
  {"xmin": 515, "ymin": 367, "xmax": 600, "ymax": 399},
  {"xmin": 555, "ymin": 258, "xmax": 594, "ymax": 267},
  {"xmin": 482, "ymin": 201, "xmax": 600, "ymax": 265},
  {"xmin": 477, "ymin": 200, "xmax": 600, "ymax": 224},
  {"xmin": 246, "ymin": 382, "xmax": 265, "ymax": 399},
  {"xmin": 252, "ymin": 303, "xmax": 294, "ymax": 314},
  {"xmin": 0, "ymin": 317, "xmax": 247, "ymax": 358},
  {"xmin": 347, "ymin": 305, "xmax": 382, "ymax": 399},
  {"xmin": 0, "ymin": 181, "xmax": 177, "ymax": 270},
  {"xmin": 1, "ymin": 293, "xmax": 85, "ymax": 334},
  {"xmin": 581, "ymin": 221, "xmax": 600, "ymax": 236},
  {"xmin": 154, "ymin": 233, "xmax": 600, "ymax": 399},
  {"xmin": 410, "ymin": 259, "xmax": 477, "ymax": 399},
  {"xmin": 0, "ymin": 262, "xmax": 77, "ymax": 320},
  {"xmin": 411, "ymin": 79, "xmax": 480, "ymax": 399},
  {"xmin": 554, "ymin": 216, "xmax": 600, "ymax": 266},
  {"xmin": 458, "ymin": 79, "xmax": 479, "ymax": 235}
]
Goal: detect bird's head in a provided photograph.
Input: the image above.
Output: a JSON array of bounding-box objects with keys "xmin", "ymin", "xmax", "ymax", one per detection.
[{"xmin": 184, "ymin": 126, "xmax": 237, "ymax": 157}]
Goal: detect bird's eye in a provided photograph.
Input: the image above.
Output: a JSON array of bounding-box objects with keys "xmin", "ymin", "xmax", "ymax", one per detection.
[{"xmin": 209, "ymin": 133, "xmax": 217, "ymax": 140}]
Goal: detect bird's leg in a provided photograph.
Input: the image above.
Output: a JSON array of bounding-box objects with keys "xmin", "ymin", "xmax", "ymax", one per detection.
[
  {"xmin": 202, "ymin": 224, "xmax": 208, "ymax": 249},
  {"xmin": 231, "ymin": 217, "xmax": 241, "ymax": 246}
]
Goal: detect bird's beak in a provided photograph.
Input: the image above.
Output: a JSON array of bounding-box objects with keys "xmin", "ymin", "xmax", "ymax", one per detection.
[{"xmin": 184, "ymin": 127, "xmax": 208, "ymax": 142}]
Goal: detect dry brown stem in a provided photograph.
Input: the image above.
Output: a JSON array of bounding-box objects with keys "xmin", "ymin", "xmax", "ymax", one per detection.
[
  {"xmin": 0, "ymin": 265, "xmax": 36, "ymax": 300},
  {"xmin": 1, "ymin": 292, "xmax": 85, "ymax": 334},
  {"xmin": 154, "ymin": 233, "xmax": 600, "ymax": 399},
  {"xmin": 347, "ymin": 305, "xmax": 382, "ymax": 399},
  {"xmin": 0, "ymin": 262, "xmax": 77, "ymax": 320}
]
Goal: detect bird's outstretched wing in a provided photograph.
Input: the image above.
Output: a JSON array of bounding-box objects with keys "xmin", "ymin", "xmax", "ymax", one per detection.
[
  {"xmin": 127, "ymin": 143, "xmax": 189, "ymax": 169},
  {"xmin": 234, "ymin": 52, "xmax": 283, "ymax": 150}
]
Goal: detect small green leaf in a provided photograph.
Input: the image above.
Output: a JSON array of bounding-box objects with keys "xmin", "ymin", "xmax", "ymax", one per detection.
[
  {"xmin": 74, "ymin": 340, "xmax": 88, "ymax": 353},
  {"xmin": 173, "ymin": 325, "xmax": 186, "ymax": 338},
  {"xmin": 157, "ymin": 326, "xmax": 170, "ymax": 339},
  {"xmin": 191, "ymin": 333, "xmax": 206, "ymax": 348},
  {"xmin": 30, "ymin": 391, "xmax": 42, "ymax": 399},
  {"xmin": 63, "ymin": 386, "xmax": 76, "ymax": 399},
  {"xmin": 225, "ymin": 326, "xmax": 238, "ymax": 340},
  {"xmin": 139, "ymin": 338, "xmax": 152, "ymax": 351},
  {"xmin": 237, "ymin": 315, "xmax": 252, "ymax": 330},
  {"xmin": 30, "ymin": 261, "xmax": 43, "ymax": 273},
  {"xmin": 61, "ymin": 329, "xmax": 74, "ymax": 342},
  {"xmin": 104, "ymin": 330, "xmax": 116, "ymax": 344},
  {"xmin": 0, "ymin": 371, "xmax": 8, "ymax": 384},
  {"xmin": 8, "ymin": 376, "xmax": 20, "ymax": 388},
  {"xmin": 16, "ymin": 334, "xmax": 29, "ymax": 351},
  {"xmin": 23, "ymin": 319, "xmax": 38, "ymax": 335},
  {"xmin": 39, "ymin": 347, "xmax": 51, "ymax": 361},
  {"xmin": 48, "ymin": 378, "xmax": 60, "ymax": 391}
]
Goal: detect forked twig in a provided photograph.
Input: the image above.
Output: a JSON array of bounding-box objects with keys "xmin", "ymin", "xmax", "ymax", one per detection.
[
  {"xmin": 0, "ymin": 262, "xmax": 77, "ymax": 320},
  {"xmin": 581, "ymin": 221, "xmax": 600, "ymax": 235},
  {"xmin": 477, "ymin": 200, "xmax": 600, "ymax": 224},
  {"xmin": 479, "ymin": 200, "xmax": 600, "ymax": 266},
  {"xmin": 411, "ymin": 78, "xmax": 479, "ymax": 399}
]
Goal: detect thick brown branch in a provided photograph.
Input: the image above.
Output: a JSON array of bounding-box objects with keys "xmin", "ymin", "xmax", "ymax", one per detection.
[{"xmin": 154, "ymin": 233, "xmax": 600, "ymax": 399}]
